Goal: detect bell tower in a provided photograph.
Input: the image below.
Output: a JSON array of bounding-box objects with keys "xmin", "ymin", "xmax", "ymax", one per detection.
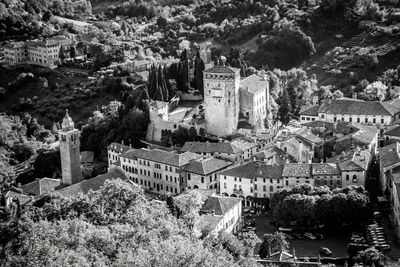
[{"xmin": 59, "ymin": 109, "xmax": 81, "ymax": 185}]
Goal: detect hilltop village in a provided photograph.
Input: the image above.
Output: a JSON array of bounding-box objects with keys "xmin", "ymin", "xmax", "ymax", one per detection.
[{"xmin": 2, "ymin": 0, "xmax": 400, "ymax": 266}]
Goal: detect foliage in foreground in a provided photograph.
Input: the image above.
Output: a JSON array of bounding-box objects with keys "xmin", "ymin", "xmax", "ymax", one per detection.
[{"xmin": 0, "ymin": 179, "xmax": 261, "ymax": 267}]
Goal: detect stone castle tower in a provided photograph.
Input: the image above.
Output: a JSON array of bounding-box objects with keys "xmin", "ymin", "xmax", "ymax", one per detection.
[
  {"xmin": 59, "ymin": 110, "xmax": 81, "ymax": 185},
  {"xmin": 203, "ymin": 66, "xmax": 240, "ymax": 136}
]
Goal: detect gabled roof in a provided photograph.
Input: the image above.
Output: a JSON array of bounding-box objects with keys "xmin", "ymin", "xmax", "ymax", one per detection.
[
  {"xmin": 57, "ymin": 169, "xmax": 128, "ymax": 197},
  {"xmin": 204, "ymin": 65, "xmax": 240, "ymax": 74},
  {"xmin": 107, "ymin": 142, "xmax": 132, "ymax": 154},
  {"xmin": 4, "ymin": 190, "xmax": 33, "ymax": 206},
  {"xmin": 121, "ymin": 148, "xmax": 201, "ymax": 167},
  {"xmin": 318, "ymin": 99, "xmax": 392, "ymax": 116},
  {"xmin": 379, "ymin": 142, "xmax": 400, "ymax": 169},
  {"xmin": 239, "ymin": 74, "xmax": 268, "ymax": 94},
  {"xmin": 253, "ymin": 146, "xmax": 286, "ymax": 160},
  {"xmin": 182, "ymin": 138, "xmax": 257, "ymax": 155},
  {"xmin": 294, "ymin": 129, "xmax": 323, "ymax": 145},
  {"xmin": 302, "ymin": 120, "xmax": 352, "ymax": 134},
  {"xmin": 383, "ymin": 125, "xmax": 400, "ymax": 137},
  {"xmin": 219, "ymin": 161, "xmax": 283, "ymax": 180},
  {"xmin": 299, "ymin": 105, "xmax": 319, "ymax": 116},
  {"xmin": 183, "ymin": 157, "xmax": 232, "ymax": 175},
  {"xmin": 200, "ymin": 196, "xmax": 241, "ymax": 215},
  {"xmin": 21, "ymin": 178, "xmax": 61, "ymax": 196},
  {"xmin": 282, "ymin": 163, "xmax": 312, "ymax": 177},
  {"xmin": 327, "ymin": 148, "xmax": 371, "ymax": 171},
  {"xmin": 312, "ymin": 163, "xmax": 341, "ymax": 176},
  {"xmin": 195, "ymin": 214, "xmax": 223, "ymax": 232},
  {"xmin": 336, "ymin": 124, "xmax": 379, "ymax": 144},
  {"xmin": 382, "ymin": 98, "xmax": 400, "ymax": 115},
  {"xmin": 268, "ymin": 250, "xmax": 295, "ymax": 262}
]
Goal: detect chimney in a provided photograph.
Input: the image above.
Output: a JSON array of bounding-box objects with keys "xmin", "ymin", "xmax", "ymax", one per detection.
[
  {"xmin": 292, "ymin": 247, "xmax": 296, "ymax": 259},
  {"xmin": 352, "ymin": 92, "xmax": 357, "ymax": 99},
  {"xmin": 121, "ymin": 140, "xmax": 124, "ymax": 145}
]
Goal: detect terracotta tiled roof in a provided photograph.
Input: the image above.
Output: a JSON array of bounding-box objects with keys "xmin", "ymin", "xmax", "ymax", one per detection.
[
  {"xmin": 253, "ymin": 146, "xmax": 285, "ymax": 160},
  {"xmin": 195, "ymin": 214, "xmax": 223, "ymax": 232},
  {"xmin": 311, "ymin": 163, "xmax": 340, "ymax": 176},
  {"xmin": 282, "ymin": 163, "xmax": 312, "ymax": 177},
  {"xmin": 327, "ymin": 148, "xmax": 371, "ymax": 171},
  {"xmin": 121, "ymin": 148, "xmax": 201, "ymax": 167},
  {"xmin": 239, "ymin": 74, "xmax": 268, "ymax": 94},
  {"xmin": 4, "ymin": 190, "xmax": 33, "ymax": 206},
  {"xmin": 57, "ymin": 169, "xmax": 129, "ymax": 197},
  {"xmin": 294, "ymin": 129, "xmax": 323, "ymax": 145},
  {"xmin": 182, "ymin": 139, "xmax": 256, "ymax": 155},
  {"xmin": 379, "ymin": 142, "xmax": 400, "ymax": 169},
  {"xmin": 336, "ymin": 124, "xmax": 379, "ymax": 144},
  {"xmin": 219, "ymin": 161, "xmax": 283, "ymax": 180},
  {"xmin": 299, "ymin": 105, "xmax": 319, "ymax": 116},
  {"xmin": 183, "ymin": 157, "xmax": 232, "ymax": 175},
  {"xmin": 384, "ymin": 125, "xmax": 400, "ymax": 137},
  {"xmin": 204, "ymin": 65, "xmax": 240, "ymax": 74},
  {"xmin": 200, "ymin": 196, "xmax": 241, "ymax": 215},
  {"xmin": 21, "ymin": 178, "xmax": 61, "ymax": 196},
  {"xmin": 318, "ymin": 99, "xmax": 392, "ymax": 116},
  {"xmin": 107, "ymin": 142, "xmax": 132, "ymax": 154}
]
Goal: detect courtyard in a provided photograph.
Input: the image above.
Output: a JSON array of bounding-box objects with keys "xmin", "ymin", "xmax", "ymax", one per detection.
[
  {"xmin": 251, "ymin": 214, "xmax": 400, "ymax": 260},
  {"xmin": 253, "ymin": 215, "xmax": 351, "ymax": 258}
]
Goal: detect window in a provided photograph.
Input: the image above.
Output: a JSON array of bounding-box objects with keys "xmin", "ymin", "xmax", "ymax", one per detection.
[
  {"xmin": 270, "ymin": 186, "xmax": 273, "ymax": 192},
  {"xmin": 224, "ymin": 183, "xmax": 227, "ymax": 189},
  {"xmin": 234, "ymin": 177, "xmax": 237, "ymax": 181},
  {"xmin": 254, "ymin": 184, "xmax": 257, "ymax": 190},
  {"xmin": 166, "ymin": 186, "xmax": 169, "ymax": 191},
  {"xmin": 321, "ymin": 114, "xmax": 325, "ymax": 119},
  {"xmin": 263, "ymin": 185, "xmax": 266, "ymax": 191},
  {"xmin": 270, "ymin": 179, "xmax": 273, "ymax": 183},
  {"xmin": 373, "ymin": 118, "xmax": 376, "ymax": 124},
  {"xmin": 224, "ymin": 175, "xmax": 227, "ymax": 180},
  {"xmin": 357, "ymin": 118, "xmax": 360, "ymax": 123},
  {"xmin": 381, "ymin": 118, "xmax": 384, "ymax": 124},
  {"xmin": 175, "ymin": 188, "xmax": 177, "ymax": 194},
  {"xmin": 175, "ymin": 177, "xmax": 177, "ymax": 183},
  {"xmin": 352, "ymin": 175, "xmax": 358, "ymax": 183},
  {"xmin": 346, "ymin": 174, "xmax": 349, "ymax": 181},
  {"xmin": 234, "ymin": 184, "xmax": 237, "ymax": 190},
  {"xmin": 286, "ymin": 180, "xmax": 289, "ymax": 186},
  {"xmin": 365, "ymin": 118, "xmax": 368, "ymax": 123},
  {"xmin": 239, "ymin": 178, "xmax": 242, "ymax": 182},
  {"xmin": 201, "ymin": 177, "xmax": 204, "ymax": 183},
  {"xmin": 188, "ymin": 174, "xmax": 191, "ymax": 180},
  {"xmin": 334, "ymin": 117, "xmax": 337, "ymax": 122},
  {"xmin": 349, "ymin": 117, "xmax": 352, "ymax": 122},
  {"xmin": 301, "ymin": 116, "xmax": 305, "ymax": 121}
]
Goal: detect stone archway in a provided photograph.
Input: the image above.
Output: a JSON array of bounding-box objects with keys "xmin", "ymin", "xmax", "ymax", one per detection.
[
  {"xmin": 230, "ymin": 194, "xmax": 237, "ymax": 198},
  {"xmin": 246, "ymin": 196, "xmax": 253, "ymax": 207},
  {"xmin": 193, "ymin": 185, "xmax": 199, "ymax": 189}
]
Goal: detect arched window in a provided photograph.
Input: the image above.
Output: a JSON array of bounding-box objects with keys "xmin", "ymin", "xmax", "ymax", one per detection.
[{"xmin": 346, "ymin": 174, "xmax": 349, "ymax": 181}]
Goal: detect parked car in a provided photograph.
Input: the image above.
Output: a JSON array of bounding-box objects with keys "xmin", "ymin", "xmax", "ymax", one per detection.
[
  {"xmin": 319, "ymin": 247, "xmax": 333, "ymax": 257},
  {"xmin": 304, "ymin": 232, "xmax": 317, "ymax": 240}
]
